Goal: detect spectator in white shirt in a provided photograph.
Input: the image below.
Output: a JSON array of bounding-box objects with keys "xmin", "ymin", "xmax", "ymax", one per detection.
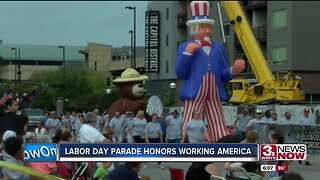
[
  {"xmin": 78, "ymin": 112, "xmax": 109, "ymax": 143},
  {"xmin": 261, "ymin": 109, "xmax": 272, "ymax": 123},
  {"xmin": 94, "ymin": 109, "xmax": 102, "ymax": 132},
  {"xmin": 103, "ymin": 113, "xmax": 110, "ymax": 128},
  {"xmin": 233, "ymin": 108, "xmax": 251, "ymax": 141},
  {"xmin": 109, "ymin": 112, "xmax": 125, "ymax": 143},
  {"xmin": 34, "ymin": 121, "xmax": 49, "ymax": 143},
  {"xmin": 74, "ymin": 114, "xmax": 83, "ymax": 137},
  {"xmin": 298, "ymin": 108, "xmax": 313, "ymax": 166},
  {"xmin": 123, "ymin": 111, "xmax": 135, "ymax": 143},
  {"xmin": 246, "ymin": 109, "xmax": 263, "ymax": 133},
  {"xmin": 279, "ymin": 111, "xmax": 295, "ymax": 125},
  {"xmin": 299, "ymin": 108, "xmax": 314, "ymax": 125},
  {"xmin": 46, "ymin": 112, "xmax": 61, "ymax": 139},
  {"xmin": 69, "ymin": 111, "xmax": 77, "ymax": 135}
]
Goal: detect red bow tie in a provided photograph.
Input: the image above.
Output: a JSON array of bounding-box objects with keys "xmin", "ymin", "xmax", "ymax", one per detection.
[{"xmin": 200, "ymin": 40, "xmax": 212, "ymax": 47}]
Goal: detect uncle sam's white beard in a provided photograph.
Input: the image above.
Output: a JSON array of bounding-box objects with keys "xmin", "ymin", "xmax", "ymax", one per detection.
[{"xmin": 203, "ymin": 37, "xmax": 211, "ymax": 42}]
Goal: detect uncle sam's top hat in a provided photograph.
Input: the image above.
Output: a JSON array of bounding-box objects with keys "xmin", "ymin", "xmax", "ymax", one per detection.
[{"xmin": 186, "ymin": 1, "xmax": 215, "ymax": 27}]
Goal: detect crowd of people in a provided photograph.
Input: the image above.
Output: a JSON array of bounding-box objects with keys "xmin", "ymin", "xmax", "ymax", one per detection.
[
  {"xmin": 0, "ymin": 96, "xmax": 185, "ymax": 179},
  {"xmin": 0, "ymin": 97, "xmax": 310, "ymax": 179},
  {"xmin": 232, "ymin": 107, "xmax": 315, "ymax": 166}
]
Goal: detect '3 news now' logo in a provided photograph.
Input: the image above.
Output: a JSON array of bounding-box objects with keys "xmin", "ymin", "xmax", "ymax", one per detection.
[
  {"xmin": 24, "ymin": 144, "xmax": 57, "ymax": 162},
  {"xmin": 260, "ymin": 144, "xmax": 307, "ymax": 161}
]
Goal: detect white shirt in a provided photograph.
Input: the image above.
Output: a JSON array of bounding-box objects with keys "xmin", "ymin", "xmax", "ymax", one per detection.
[
  {"xmin": 69, "ymin": 115, "xmax": 76, "ymax": 130},
  {"xmin": 78, "ymin": 124, "xmax": 105, "ymax": 143},
  {"xmin": 299, "ymin": 116, "xmax": 314, "ymax": 125},
  {"xmin": 34, "ymin": 128, "xmax": 47, "ymax": 142},
  {"xmin": 261, "ymin": 117, "xmax": 272, "ymax": 124},
  {"xmin": 46, "ymin": 118, "xmax": 61, "ymax": 137},
  {"xmin": 279, "ymin": 118, "xmax": 295, "ymax": 125},
  {"xmin": 236, "ymin": 114, "xmax": 252, "ymax": 131},
  {"xmin": 246, "ymin": 118, "xmax": 263, "ymax": 132}
]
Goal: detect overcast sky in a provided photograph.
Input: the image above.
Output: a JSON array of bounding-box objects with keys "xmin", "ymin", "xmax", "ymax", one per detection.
[{"xmin": 0, "ymin": 1, "xmax": 148, "ymax": 47}]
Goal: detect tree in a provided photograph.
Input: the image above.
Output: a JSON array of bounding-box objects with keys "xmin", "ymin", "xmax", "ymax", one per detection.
[
  {"xmin": 163, "ymin": 90, "xmax": 177, "ymax": 107},
  {"xmin": 27, "ymin": 68, "xmax": 119, "ymax": 112}
]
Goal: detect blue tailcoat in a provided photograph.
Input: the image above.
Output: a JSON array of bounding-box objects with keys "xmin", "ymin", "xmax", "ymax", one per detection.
[{"xmin": 176, "ymin": 40, "xmax": 233, "ymax": 101}]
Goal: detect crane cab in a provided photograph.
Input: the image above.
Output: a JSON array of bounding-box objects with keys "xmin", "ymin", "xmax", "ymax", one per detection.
[{"xmin": 228, "ymin": 79, "xmax": 249, "ymax": 104}]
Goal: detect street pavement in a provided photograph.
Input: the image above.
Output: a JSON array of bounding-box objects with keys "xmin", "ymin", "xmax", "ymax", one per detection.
[{"xmin": 139, "ymin": 155, "xmax": 320, "ymax": 180}]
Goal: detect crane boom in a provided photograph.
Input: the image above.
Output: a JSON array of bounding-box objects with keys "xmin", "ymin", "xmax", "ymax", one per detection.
[
  {"xmin": 221, "ymin": 1, "xmax": 305, "ymax": 104},
  {"xmin": 222, "ymin": 1, "xmax": 274, "ymax": 83}
]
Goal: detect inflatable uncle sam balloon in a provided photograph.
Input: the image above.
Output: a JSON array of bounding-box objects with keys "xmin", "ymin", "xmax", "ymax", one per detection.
[{"xmin": 176, "ymin": 1, "xmax": 245, "ymax": 143}]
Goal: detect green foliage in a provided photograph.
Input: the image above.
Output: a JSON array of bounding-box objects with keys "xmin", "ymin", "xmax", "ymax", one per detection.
[
  {"xmin": 0, "ymin": 82, "xmax": 12, "ymax": 96},
  {"xmin": 25, "ymin": 68, "xmax": 119, "ymax": 112},
  {"xmin": 163, "ymin": 90, "xmax": 177, "ymax": 107}
]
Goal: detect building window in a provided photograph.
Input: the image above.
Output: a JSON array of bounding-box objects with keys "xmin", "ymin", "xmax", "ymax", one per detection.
[
  {"xmin": 166, "ymin": 61, "xmax": 169, "ymax": 73},
  {"xmin": 272, "ymin": 46, "xmax": 287, "ymax": 63},
  {"xmin": 166, "ymin": 34, "xmax": 169, "ymax": 46},
  {"xmin": 112, "ymin": 56, "xmax": 116, "ymax": 61},
  {"xmin": 20, "ymin": 60, "xmax": 36, "ymax": 65},
  {"xmin": 117, "ymin": 56, "xmax": 121, "ymax": 61},
  {"xmin": 166, "ymin": 7, "xmax": 169, "ymax": 20},
  {"xmin": 38, "ymin": 61, "xmax": 62, "ymax": 66},
  {"xmin": 218, "ymin": 22, "xmax": 230, "ymax": 37},
  {"xmin": 121, "ymin": 56, "xmax": 126, "ymax": 60},
  {"xmin": 272, "ymin": 9, "xmax": 287, "ymax": 29},
  {"xmin": 94, "ymin": 61, "xmax": 97, "ymax": 70}
]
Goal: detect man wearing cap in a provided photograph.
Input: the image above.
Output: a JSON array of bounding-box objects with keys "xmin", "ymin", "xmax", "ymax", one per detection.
[
  {"xmin": 2, "ymin": 136, "xmax": 30, "ymax": 180},
  {"xmin": 24, "ymin": 132, "xmax": 35, "ymax": 143},
  {"xmin": 0, "ymin": 130, "xmax": 17, "ymax": 153},
  {"xmin": 246, "ymin": 109, "xmax": 263, "ymax": 133},
  {"xmin": 298, "ymin": 108, "xmax": 313, "ymax": 166},
  {"xmin": 299, "ymin": 108, "xmax": 314, "ymax": 125},
  {"xmin": 176, "ymin": 1, "xmax": 245, "ymax": 142}
]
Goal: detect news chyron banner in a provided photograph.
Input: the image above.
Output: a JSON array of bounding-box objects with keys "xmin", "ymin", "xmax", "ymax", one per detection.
[
  {"xmin": 260, "ymin": 144, "xmax": 307, "ymax": 161},
  {"xmin": 262, "ymin": 124, "xmax": 320, "ymax": 154},
  {"xmin": 24, "ymin": 143, "xmax": 258, "ymax": 162},
  {"xmin": 24, "ymin": 143, "xmax": 57, "ymax": 162}
]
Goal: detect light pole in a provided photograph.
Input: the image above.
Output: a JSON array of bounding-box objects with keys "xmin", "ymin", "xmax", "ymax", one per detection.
[
  {"xmin": 11, "ymin": 48, "xmax": 17, "ymax": 92},
  {"xmin": 125, "ymin": 6, "xmax": 136, "ymax": 69},
  {"xmin": 59, "ymin": 46, "xmax": 66, "ymax": 112},
  {"xmin": 129, "ymin": 30, "xmax": 134, "ymax": 68},
  {"xmin": 17, "ymin": 48, "xmax": 21, "ymax": 81},
  {"xmin": 170, "ymin": 82, "xmax": 176, "ymax": 107}
]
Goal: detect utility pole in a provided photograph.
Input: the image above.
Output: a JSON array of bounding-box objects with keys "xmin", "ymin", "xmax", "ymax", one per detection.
[
  {"xmin": 59, "ymin": 46, "xmax": 66, "ymax": 113},
  {"xmin": 125, "ymin": 6, "xmax": 136, "ymax": 69}
]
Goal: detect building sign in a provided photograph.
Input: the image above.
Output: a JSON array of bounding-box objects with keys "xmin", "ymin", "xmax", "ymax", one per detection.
[{"xmin": 145, "ymin": 11, "xmax": 160, "ymax": 72}]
